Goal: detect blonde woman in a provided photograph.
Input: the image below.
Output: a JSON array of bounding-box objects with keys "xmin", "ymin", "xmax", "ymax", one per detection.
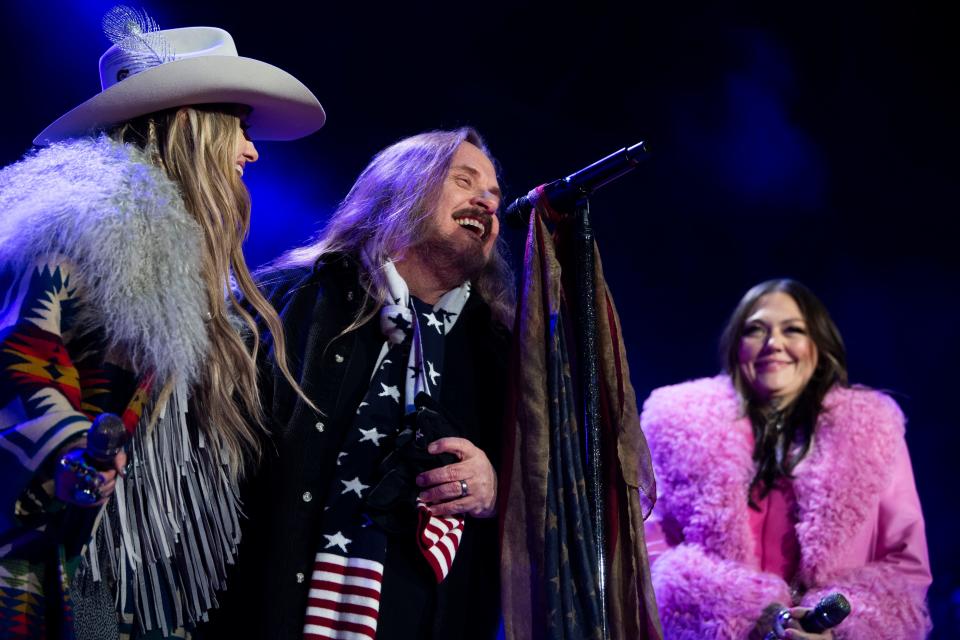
[{"xmin": 0, "ymin": 12, "xmax": 324, "ymax": 639}]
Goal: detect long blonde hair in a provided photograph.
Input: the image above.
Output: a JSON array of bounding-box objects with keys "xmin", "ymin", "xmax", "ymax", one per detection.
[
  {"xmin": 272, "ymin": 127, "xmax": 516, "ymax": 329},
  {"xmin": 112, "ymin": 104, "xmax": 307, "ymax": 477}
]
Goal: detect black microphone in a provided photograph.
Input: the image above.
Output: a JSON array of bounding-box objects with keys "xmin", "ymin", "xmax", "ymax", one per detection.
[
  {"xmin": 85, "ymin": 412, "xmax": 128, "ymax": 469},
  {"xmin": 65, "ymin": 412, "xmax": 129, "ymax": 505},
  {"xmin": 504, "ymin": 140, "xmax": 650, "ymax": 228},
  {"xmin": 799, "ymin": 592, "xmax": 851, "ymax": 633}
]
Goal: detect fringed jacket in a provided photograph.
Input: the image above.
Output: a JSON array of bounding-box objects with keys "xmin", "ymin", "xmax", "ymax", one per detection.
[
  {"xmin": 0, "ymin": 137, "xmax": 235, "ymax": 638},
  {"xmin": 641, "ymin": 375, "xmax": 932, "ymax": 640}
]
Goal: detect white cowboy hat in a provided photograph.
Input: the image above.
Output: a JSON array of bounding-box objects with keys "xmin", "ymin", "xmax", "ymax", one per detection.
[{"xmin": 34, "ymin": 26, "xmax": 326, "ymax": 145}]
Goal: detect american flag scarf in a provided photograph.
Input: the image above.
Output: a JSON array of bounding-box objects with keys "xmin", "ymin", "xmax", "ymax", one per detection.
[{"xmin": 303, "ymin": 260, "xmax": 470, "ymax": 640}]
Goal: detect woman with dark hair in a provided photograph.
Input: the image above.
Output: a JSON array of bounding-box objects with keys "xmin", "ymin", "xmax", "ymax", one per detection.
[
  {"xmin": 0, "ymin": 10, "xmax": 324, "ymax": 638},
  {"xmin": 641, "ymin": 279, "xmax": 932, "ymax": 639}
]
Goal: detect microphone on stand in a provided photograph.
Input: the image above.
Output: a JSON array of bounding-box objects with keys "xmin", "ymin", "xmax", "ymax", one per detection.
[{"xmin": 503, "ymin": 140, "xmax": 650, "ymax": 228}]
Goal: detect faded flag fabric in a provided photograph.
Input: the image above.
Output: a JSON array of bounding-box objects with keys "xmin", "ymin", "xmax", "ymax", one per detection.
[{"xmin": 499, "ymin": 207, "xmax": 662, "ymax": 640}]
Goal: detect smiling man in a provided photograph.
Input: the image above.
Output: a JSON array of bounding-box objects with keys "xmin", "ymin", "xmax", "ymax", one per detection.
[{"xmin": 203, "ymin": 128, "xmax": 515, "ymax": 640}]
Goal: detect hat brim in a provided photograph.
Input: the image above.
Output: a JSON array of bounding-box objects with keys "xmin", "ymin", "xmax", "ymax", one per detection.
[{"xmin": 34, "ymin": 55, "xmax": 325, "ymax": 145}]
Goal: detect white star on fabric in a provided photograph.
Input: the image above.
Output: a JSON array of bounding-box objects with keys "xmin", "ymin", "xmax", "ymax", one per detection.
[
  {"xmin": 337, "ymin": 452, "xmax": 347, "ymax": 466},
  {"xmin": 359, "ymin": 427, "xmax": 386, "ymax": 446},
  {"xmin": 380, "ymin": 358, "xmax": 392, "ymax": 371},
  {"xmin": 379, "ymin": 383, "xmax": 401, "ymax": 403},
  {"xmin": 427, "ymin": 360, "xmax": 440, "ymax": 386},
  {"xmin": 323, "ymin": 531, "xmax": 352, "ymax": 553},
  {"xmin": 422, "ymin": 311, "xmax": 444, "ymax": 333},
  {"xmin": 341, "ymin": 476, "xmax": 370, "ymax": 498},
  {"xmin": 356, "ymin": 401, "xmax": 369, "ymax": 414}
]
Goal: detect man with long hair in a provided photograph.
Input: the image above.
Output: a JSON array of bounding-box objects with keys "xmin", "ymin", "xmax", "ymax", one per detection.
[
  {"xmin": 209, "ymin": 128, "xmax": 515, "ymax": 639},
  {"xmin": 0, "ymin": 11, "xmax": 324, "ymax": 638}
]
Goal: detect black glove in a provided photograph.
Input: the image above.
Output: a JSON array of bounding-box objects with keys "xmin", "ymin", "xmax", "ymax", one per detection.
[{"xmin": 365, "ymin": 393, "xmax": 462, "ymax": 532}]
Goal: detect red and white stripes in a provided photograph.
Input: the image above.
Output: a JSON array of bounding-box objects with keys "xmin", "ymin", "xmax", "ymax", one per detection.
[
  {"xmin": 302, "ymin": 512, "xmax": 464, "ymax": 638},
  {"xmin": 303, "ymin": 553, "xmax": 384, "ymax": 640},
  {"xmin": 416, "ymin": 505, "xmax": 465, "ymax": 583}
]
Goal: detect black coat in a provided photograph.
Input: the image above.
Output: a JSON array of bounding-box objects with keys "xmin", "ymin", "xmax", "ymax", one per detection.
[{"xmin": 200, "ymin": 256, "xmax": 510, "ymax": 639}]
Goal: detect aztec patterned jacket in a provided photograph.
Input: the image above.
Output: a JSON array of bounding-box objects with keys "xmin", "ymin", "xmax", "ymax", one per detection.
[
  {"xmin": 0, "ymin": 136, "xmax": 210, "ymax": 637},
  {"xmin": 641, "ymin": 375, "xmax": 932, "ymax": 640}
]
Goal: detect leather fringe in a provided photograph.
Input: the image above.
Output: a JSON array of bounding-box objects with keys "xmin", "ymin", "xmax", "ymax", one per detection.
[{"xmin": 84, "ymin": 383, "xmax": 240, "ymax": 636}]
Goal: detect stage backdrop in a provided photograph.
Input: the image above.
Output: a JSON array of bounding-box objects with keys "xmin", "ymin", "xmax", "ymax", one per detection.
[{"xmin": 2, "ymin": 2, "xmax": 956, "ymax": 637}]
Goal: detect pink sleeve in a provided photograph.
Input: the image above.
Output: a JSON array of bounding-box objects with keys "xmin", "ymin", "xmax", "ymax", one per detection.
[
  {"xmin": 800, "ymin": 437, "xmax": 932, "ymax": 639},
  {"xmin": 651, "ymin": 544, "xmax": 792, "ymax": 640},
  {"xmin": 643, "ymin": 508, "xmax": 681, "ymax": 566},
  {"xmin": 645, "ymin": 509, "xmax": 792, "ymax": 639},
  {"xmin": 874, "ymin": 437, "xmax": 932, "ymax": 588}
]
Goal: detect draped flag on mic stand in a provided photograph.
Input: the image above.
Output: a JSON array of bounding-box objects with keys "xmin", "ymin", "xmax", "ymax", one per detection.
[{"xmin": 499, "ymin": 202, "xmax": 662, "ymax": 640}]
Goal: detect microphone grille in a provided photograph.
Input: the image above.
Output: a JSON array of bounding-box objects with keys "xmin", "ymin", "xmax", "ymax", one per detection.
[
  {"xmin": 87, "ymin": 412, "xmax": 128, "ymax": 461},
  {"xmin": 820, "ymin": 592, "xmax": 852, "ymax": 625}
]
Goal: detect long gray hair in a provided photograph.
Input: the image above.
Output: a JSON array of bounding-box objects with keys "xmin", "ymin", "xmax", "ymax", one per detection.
[{"xmin": 273, "ymin": 127, "xmax": 516, "ymax": 328}]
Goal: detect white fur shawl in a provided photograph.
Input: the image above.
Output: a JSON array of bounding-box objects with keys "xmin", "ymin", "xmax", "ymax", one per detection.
[{"xmin": 0, "ymin": 136, "xmax": 208, "ymax": 385}]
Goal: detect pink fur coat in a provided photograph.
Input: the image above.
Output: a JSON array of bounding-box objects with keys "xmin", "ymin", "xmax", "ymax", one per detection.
[{"xmin": 641, "ymin": 376, "xmax": 932, "ymax": 639}]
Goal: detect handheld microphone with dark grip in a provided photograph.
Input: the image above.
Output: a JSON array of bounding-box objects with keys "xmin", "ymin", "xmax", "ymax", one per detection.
[
  {"xmin": 800, "ymin": 592, "xmax": 851, "ymax": 633},
  {"xmin": 63, "ymin": 412, "xmax": 129, "ymax": 505},
  {"xmin": 85, "ymin": 412, "xmax": 129, "ymax": 469}
]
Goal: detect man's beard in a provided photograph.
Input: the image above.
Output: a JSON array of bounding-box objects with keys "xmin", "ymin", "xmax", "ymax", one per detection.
[{"xmin": 415, "ymin": 220, "xmax": 489, "ymax": 289}]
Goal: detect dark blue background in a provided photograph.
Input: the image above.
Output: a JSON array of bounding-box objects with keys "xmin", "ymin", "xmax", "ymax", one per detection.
[{"xmin": 2, "ymin": 2, "xmax": 956, "ymax": 636}]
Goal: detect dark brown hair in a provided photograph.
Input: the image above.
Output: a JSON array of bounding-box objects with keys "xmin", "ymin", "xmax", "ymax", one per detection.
[{"xmin": 719, "ymin": 279, "xmax": 848, "ymax": 506}]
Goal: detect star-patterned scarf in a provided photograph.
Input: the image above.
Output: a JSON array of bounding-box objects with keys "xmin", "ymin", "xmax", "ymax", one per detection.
[{"xmin": 303, "ymin": 260, "xmax": 470, "ymax": 640}]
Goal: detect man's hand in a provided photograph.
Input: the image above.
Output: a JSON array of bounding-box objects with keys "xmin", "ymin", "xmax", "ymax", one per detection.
[
  {"xmin": 55, "ymin": 443, "xmax": 127, "ymax": 507},
  {"xmin": 415, "ymin": 437, "xmax": 496, "ymax": 518}
]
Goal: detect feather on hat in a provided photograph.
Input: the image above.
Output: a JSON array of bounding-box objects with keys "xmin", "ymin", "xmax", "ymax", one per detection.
[{"xmin": 34, "ymin": 6, "xmax": 325, "ymax": 145}]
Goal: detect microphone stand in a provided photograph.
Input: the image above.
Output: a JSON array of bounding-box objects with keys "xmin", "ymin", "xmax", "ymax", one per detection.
[
  {"xmin": 574, "ymin": 194, "xmax": 609, "ymax": 640},
  {"xmin": 506, "ymin": 142, "xmax": 649, "ymax": 640}
]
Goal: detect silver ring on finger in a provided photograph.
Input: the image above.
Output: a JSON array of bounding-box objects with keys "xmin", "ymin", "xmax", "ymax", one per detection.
[
  {"xmin": 773, "ymin": 608, "xmax": 791, "ymax": 638},
  {"xmin": 59, "ymin": 455, "xmax": 104, "ymax": 505},
  {"xmin": 459, "ymin": 479, "xmax": 469, "ymax": 497},
  {"xmin": 74, "ymin": 470, "xmax": 105, "ymax": 504}
]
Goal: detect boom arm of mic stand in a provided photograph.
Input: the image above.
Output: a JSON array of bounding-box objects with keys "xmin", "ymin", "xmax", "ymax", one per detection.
[{"xmin": 504, "ymin": 140, "xmax": 650, "ymax": 229}]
